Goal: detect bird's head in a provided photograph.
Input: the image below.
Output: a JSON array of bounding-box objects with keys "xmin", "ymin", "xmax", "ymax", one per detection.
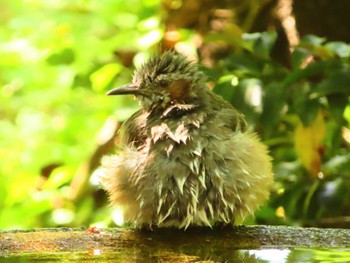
[{"xmin": 107, "ymin": 51, "xmax": 206, "ymax": 112}]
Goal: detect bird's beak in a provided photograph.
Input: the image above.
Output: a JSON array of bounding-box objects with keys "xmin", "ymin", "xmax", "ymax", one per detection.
[{"xmin": 106, "ymin": 83, "xmax": 141, "ymax": 96}]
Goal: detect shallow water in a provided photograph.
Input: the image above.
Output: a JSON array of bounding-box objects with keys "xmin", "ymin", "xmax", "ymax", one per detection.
[
  {"xmin": 1, "ymin": 226, "xmax": 350, "ymax": 262},
  {"xmin": 1, "ymin": 248, "xmax": 350, "ymax": 262}
]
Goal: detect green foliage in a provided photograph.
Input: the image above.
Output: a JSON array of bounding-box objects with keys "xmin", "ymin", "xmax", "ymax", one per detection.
[
  {"xmin": 0, "ymin": 0, "xmax": 161, "ymax": 229},
  {"xmin": 1, "ymin": 0, "xmax": 349, "ymax": 229},
  {"xmin": 210, "ymin": 32, "xmax": 350, "ymax": 225}
]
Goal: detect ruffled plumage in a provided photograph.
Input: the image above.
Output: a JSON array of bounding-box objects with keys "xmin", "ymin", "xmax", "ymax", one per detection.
[{"xmin": 100, "ymin": 51, "xmax": 274, "ymax": 229}]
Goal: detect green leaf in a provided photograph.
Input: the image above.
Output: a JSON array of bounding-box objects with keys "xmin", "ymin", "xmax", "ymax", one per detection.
[
  {"xmin": 300, "ymin": 35, "xmax": 326, "ymax": 46},
  {"xmin": 46, "ymin": 48, "xmax": 75, "ymax": 65},
  {"xmin": 213, "ymin": 76, "xmax": 236, "ymax": 101},
  {"xmin": 204, "ymin": 23, "xmax": 243, "ymax": 47},
  {"xmin": 282, "ymin": 60, "xmax": 334, "ymax": 88},
  {"xmin": 214, "ymin": 76, "xmax": 259, "ymax": 123},
  {"xmin": 327, "ymin": 94, "xmax": 348, "ymax": 123},
  {"xmin": 242, "ymin": 31, "xmax": 277, "ymax": 58},
  {"xmin": 299, "ymin": 35, "xmax": 334, "ymax": 59},
  {"xmin": 224, "ymin": 53, "xmax": 265, "ymax": 76},
  {"xmin": 291, "ymin": 47, "xmax": 310, "ymax": 69},
  {"xmin": 305, "ymin": 99, "xmax": 321, "ymax": 126},
  {"xmin": 254, "ymin": 31, "xmax": 277, "ymax": 58},
  {"xmin": 291, "ymin": 83, "xmax": 320, "ymax": 125},
  {"xmin": 260, "ymin": 82, "xmax": 287, "ymax": 128},
  {"xmin": 90, "ymin": 63, "xmax": 122, "ymax": 92},
  {"xmin": 325, "ymin": 42, "xmax": 350, "ymax": 58},
  {"xmin": 314, "ymin": 68, "xmax": 350, "ymax": 96},
  {"xmin": 323, "ymin": 153, "xmax": 350, "ymax": 175},
  {"xmin": 344, "ymin": 105, "xmax": 350, "ymax": 124}
]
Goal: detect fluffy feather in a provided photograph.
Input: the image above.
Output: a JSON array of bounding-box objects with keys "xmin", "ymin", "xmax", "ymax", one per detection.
[{"xmin": 100, "ymin": 51, "xmax": 274, "ymax": 229}]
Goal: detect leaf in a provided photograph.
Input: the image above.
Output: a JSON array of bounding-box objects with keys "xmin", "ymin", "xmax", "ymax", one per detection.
[
  {"xmin": 90, "ymin": 63, "xmax": 122, "ymax": 92},
  {"xmin": 299, "ymin": 35, "xmax": 334, "ymax": 59},
  {"xmin": 300, "ymin": 98, "xmax": 319, "ymax": 126},
  {"xmin": 325, "ymin": 42, "xmax": 350, "ymax": 58},
  {"xmin": 327, "ymin": 94, "xmax": 348, "ymax": 123},
  {"xmin": 294, "ymin": 111, "xmax": 326, "ymax": 177},
  {"xmin": 344, "ymin": 105, "xmax": 350, "ymax": 124},
  {"xmin": 300, "ymin": 35, "xmax": 326, "ymax": 46},
  {"xmin": 43, "ymin": 166, "xmax": 72, "ymax": 190},
  {"xmin": 254, "ymin": 31, "xmax": 277, "ymax": 58},
  {"xmin": 213, "ymin": 76, "xmax": 236, "ymax": 101},
  {"xmin": 291, "ymin": 83, "xmax": 320, "ymax": 126},
  {"xmin": 224, "ymin": 53, "xmax": 265, "ymax": 76},
  {"xmin": 314, "ymin": 68, "xmax": 350, "ymax": 96},
  {"xmin": 214, "ymin": 77, "xmax": 259, "ymax": 123},
  {"xmin": 260, "ymin": 82, "xmax": 287, "ymax": 129},
  {"xmin": 46, "ymin": 48, "xmax": 75, "ymax": 65},
  {"xmin": 204, "ymin": 23, "xmax": 243, "ymax": 47},
  {"xmin": 282, "ymin": 60, "xmax": 329, "ymax": 88},
  {"xmin": 323, "ymin": 153, "xmax": 350, "ymax": 175},
  {"xmin": 242, "ymin": 31, "xmax": 277, "ymax": 58},
  {"xmin": 291, "ymin": 47, "xmax": 311, "ymax": 70}
]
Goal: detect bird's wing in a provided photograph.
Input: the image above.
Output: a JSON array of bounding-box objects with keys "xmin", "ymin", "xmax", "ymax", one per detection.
[
  {"xmin": 208, "ymin": 91, "xmax": 247, "ymax": 132},
  {"xmin": 119, "ymin": 109, "xmax": 149, "ymax": 148}
]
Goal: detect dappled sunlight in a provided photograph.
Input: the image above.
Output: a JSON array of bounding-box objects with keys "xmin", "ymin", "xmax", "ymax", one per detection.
[{"xmin": 1, "ymin": 0, "xmax": 349, "ymax": 232}]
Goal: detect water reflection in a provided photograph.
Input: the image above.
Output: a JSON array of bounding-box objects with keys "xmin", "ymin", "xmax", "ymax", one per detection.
[
  {"xmin": 2, "ymin": 248, "xmax": 350, "ymax": 262},
  {"xmin": 250, "ymin": 248, "xmax": 350, "ymax": 262},
  {"xmin": 249, "ymin": 249, "xmax": 290, "ymax": 262},
  {"xmin": 287, "ymin": 248, "xmax": 350, "ymax": 262}
]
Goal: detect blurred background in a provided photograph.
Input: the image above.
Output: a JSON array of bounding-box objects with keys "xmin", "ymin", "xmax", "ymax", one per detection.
[{"xmin": 1, "ymin": 0, "xmax": 349, "ymax": 230}]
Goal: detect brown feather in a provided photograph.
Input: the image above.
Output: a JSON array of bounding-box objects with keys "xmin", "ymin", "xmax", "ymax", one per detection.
[{"xmin": 100, "ymin": 51, "xmax": 273, "ymax": 229}]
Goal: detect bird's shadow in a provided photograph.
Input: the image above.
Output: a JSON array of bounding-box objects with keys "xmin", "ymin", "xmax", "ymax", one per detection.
[{"xmin": 129, "ymin": 225, "xmax": 259, "ymax": 262}]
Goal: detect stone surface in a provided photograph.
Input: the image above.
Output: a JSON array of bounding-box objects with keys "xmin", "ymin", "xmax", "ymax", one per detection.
[{"xmin": 1, "ymin": 225, "xmax": 350, "ymax": 262}]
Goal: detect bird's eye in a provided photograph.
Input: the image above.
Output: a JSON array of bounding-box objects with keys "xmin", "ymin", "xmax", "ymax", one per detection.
[{"xmin": 159, "ymin": 79, "xmax": 168, "ymax": 88}]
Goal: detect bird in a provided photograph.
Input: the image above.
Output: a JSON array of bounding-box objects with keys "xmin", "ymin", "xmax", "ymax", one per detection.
[{"xmin": 100, "ymin": 51, "xmax": 274, "ymax": 229}]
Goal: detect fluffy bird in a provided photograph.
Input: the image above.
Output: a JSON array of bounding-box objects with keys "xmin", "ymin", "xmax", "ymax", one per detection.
[{"xmin": 100, "ymin": 51, "xmax": 273, "ymax": 229}]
